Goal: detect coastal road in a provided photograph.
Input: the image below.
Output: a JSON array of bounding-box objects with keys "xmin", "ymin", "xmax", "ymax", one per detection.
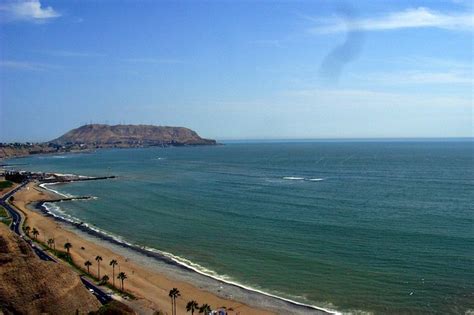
[
  {"xmin": 1, "ymin": 181, "xmax": 29, "ymax": 235},
  {"xmin": 80, "ymin": 276, "xmax": 113, "ymax": 305},
  {"xmin": 1, "ymin": 180, "xmax": 113, "ymax": 305},
  {"xmin": 1, "ymin": 181, "xmax": 55, "ymax": 263}
]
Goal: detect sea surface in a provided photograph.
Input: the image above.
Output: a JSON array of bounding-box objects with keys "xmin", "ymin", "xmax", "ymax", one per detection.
[{"xmin": 8, "ymin": 141, "xmax": 474, "ymax": 314}]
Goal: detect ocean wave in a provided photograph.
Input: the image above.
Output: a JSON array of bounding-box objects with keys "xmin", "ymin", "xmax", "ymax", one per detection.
[
  {"xmin": 42, "ymin": 203, "xmax": 81, "ymax": 224},
  {"xmin": 283, "ymin": 176, "xmax": 325, "ymax": 182},
  {"xmin": 39, "ymin": 183, "xmax": 74, "ymax": 198}
]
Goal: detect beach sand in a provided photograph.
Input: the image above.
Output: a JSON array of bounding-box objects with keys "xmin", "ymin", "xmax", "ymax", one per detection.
[{"xmin": 11, "ymin": 182, "xmax": 276, "ymax": 315}]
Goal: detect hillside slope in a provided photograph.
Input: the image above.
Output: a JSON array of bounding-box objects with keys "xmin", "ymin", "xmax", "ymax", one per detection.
[{"xmin": 0, "ymin": 224, "xmax": 101, "ymax": 314}]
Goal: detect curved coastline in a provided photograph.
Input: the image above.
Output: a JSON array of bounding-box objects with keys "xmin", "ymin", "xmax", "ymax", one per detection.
[{"xmin": 35, "ymin": 181, "xmax": 339, "ymax": 315}]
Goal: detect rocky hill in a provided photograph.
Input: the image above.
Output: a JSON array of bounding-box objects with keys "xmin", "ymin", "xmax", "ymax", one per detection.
[
  {"xmin": 0, "ymin": 224, "xmax": 101, "ymax": 314},
  {"xmin": 50, "ymin": 124, "xmax": 217, "ymax": 147},
  {"xmin": 0, "ymin": 124, "xmax": 217, "ymax": 159}
]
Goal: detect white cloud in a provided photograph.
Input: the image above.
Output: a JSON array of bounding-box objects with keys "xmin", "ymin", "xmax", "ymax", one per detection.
[
  {"xmin": 0, "ymin": 0, "xmax": 61, "ymax": 22},
  {"xmin": 310, "ymin": 7, "xmax": 474, "ymax": 34}
]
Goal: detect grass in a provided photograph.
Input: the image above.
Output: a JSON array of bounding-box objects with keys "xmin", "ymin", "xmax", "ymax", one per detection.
[
  {"xmin": 0, "ymin": 206, "xmax": 12, "ymax": 226},
  {"xmin": 0, "ymin": 180, "xmax": 13, "ymax": 191}
]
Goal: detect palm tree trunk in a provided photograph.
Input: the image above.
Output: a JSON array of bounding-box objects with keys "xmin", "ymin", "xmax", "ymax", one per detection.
[{"xmin": 112, "ymin": 267, "xmax": 115, "ymax": 287}]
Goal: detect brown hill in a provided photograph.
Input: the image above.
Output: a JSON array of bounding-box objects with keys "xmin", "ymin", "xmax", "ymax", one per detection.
[
  {"xmin": 50, "ymin": 124, "xmax": 217, "ymax": 146},
  {"xmin": 0, "ymin": 224, "xmax": 101, "ymax": 314}
]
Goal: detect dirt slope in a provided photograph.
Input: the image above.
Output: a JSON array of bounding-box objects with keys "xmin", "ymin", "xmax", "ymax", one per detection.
[{"xmin": 0, "ymin": 224, "xmax": 101, "ymax": 314}]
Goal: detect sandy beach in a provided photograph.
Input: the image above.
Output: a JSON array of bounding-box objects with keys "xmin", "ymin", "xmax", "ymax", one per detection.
[{"xmin": 11, "ymin": 182, "xmax": 276, "ymax": 315}]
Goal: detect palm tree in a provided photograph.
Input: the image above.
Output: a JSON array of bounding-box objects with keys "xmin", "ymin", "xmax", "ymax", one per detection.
[
  {"xmin": 64, "ymin": 242, "xmax": 72, "ymax": 255},
  {"xmin": 84, "ymin": 260, "xmax": 92, "ymax": 273},
  {"xmin": 117, "ymin": 272, "xmax": 127, "ymax": 291},
  {"xmin": 32, "ymin": 228, "xmax": 39, "ymax": 240},
  {"xmin": 186, "ymin": 300, "xmax": 199, "ymax": 315},
  {"xmin": 168, "ymin": 288, "xmax": 181, "ymax": 315},
  {"xmin": 95, "ymin": 255, "xmax": 103, "ymax": 278},
  {"xmin": 101, "ymin": 275, "xmax": 109, "ymax": 285},
  {"xmin": 24, "ymin": 226, "xmax": 31, "ymax": 236},
  {"xmin": 198, "ymin": 304, "xmax": 211, "ymax": 315},
  {"xmin": 47, "ymin": 238, "xmax": 55, "ymax": 249},
  {"xmin": 109, "ymin": 259, "xmax": 118, "ymax": 287}
]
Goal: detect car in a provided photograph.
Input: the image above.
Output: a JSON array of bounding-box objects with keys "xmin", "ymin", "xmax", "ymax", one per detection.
[{"xmin": 89, "ymin": 289, "xmax": 94, "ymax": 293}]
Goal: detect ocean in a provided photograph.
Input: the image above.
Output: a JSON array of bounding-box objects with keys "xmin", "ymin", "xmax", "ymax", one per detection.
[{"xmin": 8, "ymin": 141, "xmax": 474, "ymax": 314}]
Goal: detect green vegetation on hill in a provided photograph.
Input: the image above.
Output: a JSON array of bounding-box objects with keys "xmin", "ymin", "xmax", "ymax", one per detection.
[
  {"xmin": 0, "ymin": 180, "xmax": 13, "ymax": 191},
  {"xmin": 0, "ymin": 206, "xmax": 11, "ymax": 226}
]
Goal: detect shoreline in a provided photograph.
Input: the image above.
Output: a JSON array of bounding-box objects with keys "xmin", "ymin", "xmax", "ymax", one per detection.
[{"xmin": 23, "ymin": 180, "xmax": 336, "ymax": 315}]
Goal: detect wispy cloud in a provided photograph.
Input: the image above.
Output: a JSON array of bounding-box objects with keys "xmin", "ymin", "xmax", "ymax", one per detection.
[
  {"xmin": 0, "ymin": 60, "xmax": 58, "ymax": 71},
  {"xmin": 121, "ymin": 58, "xmax": 185, "ymax": 64},
  {"xmin": 0, "ymin": 0, "xmax": 61, "ymax": 22},
  {"xmin": 310, "ymin": 7, "xmax": 474, "ymax": 34},
  {"xmin": 38, "ymin": 50, "xmax": 106, "ymax": 58},
  {"xmin": 249, "ymin": 39, "xmax": 283, "ymax": 47},
  {"xmin": 357, "ymin": 70, "xmax": 472, "ymax": 85},
  {"xmin": 281, "ymin": 87, "xmax": 472, "ymax": 108}
]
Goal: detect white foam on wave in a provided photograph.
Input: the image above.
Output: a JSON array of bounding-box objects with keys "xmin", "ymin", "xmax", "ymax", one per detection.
[
  {"xmin": 283, "ymin": 176, "xmax": 325, "ymax": 182},
  {"xmin": 39, "ymin": 183, "xmax": 73, "ymax": 198},
  {"xmin": 307, "ymin": 178, "xmax": 324, "ymax": 182},
  {"xmin": 42, "ymin": 203, "xmax": 80, "ymax": 224}
]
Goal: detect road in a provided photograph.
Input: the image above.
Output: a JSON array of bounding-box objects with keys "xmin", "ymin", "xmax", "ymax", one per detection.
[
  {"xmin": 1, "ymin": 180, "xmax": 112, "ymax": 305},
  {"xmin": 0, "ymin": 181, "xmax": 27, "ymax": 235},
  {"xmin": 80, "ymin": 276, "xmax": 113, "ymax": 304}
]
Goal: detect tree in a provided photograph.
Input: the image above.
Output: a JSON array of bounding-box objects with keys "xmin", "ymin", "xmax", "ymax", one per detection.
[
  {"xmin": 64, "ymin": 242, "xmax": 72, "ymax": 255},
  {"xmin": 198, "ymin": 304, "xmax": 211, "ymax": 315},
  {"xmin": 84, "ymin": 260, "xmax": 92, "ymax": 273},
  {"xmin": 186, "ymin": 300, "xmax": 199, "ymax": 315},
  {"xmin": 95, "ymin": 255, "xmax": 103, "ymax": 278},
  {"xmin": 32, "ymin": 228, "xmax": 39, "ymax": 240},
  {"xmin": 168, "ymin": 288, "xmax": 181, "ymax": 315},
  {"xmin": 109, "ymin": 259, "xmax": 118, "ymax": 287},
  {"xmin": 100, "ymin": 275, "xmax": 109, "ymax": 285},
  {"xmin": 47, "ymin": 238, "xmax": 55, "ymax": 249},
  {"xmin": 117, "ymin": 272, "xmax": 127, "ymax": 291},
  {"xmin": 24, "ymin": 226, "xmax": 31, "ymax": 236}
]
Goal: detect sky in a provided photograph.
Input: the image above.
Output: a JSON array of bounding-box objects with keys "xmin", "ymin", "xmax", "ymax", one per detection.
[{"xmin": 0, "ymin": 0, "xmax": 472, "ymax": 142}]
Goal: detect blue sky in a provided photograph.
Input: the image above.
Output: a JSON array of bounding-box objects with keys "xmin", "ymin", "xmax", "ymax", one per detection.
[{"xmin": 0, "ymin": 0, "xmax": 472, "ymax": 141}]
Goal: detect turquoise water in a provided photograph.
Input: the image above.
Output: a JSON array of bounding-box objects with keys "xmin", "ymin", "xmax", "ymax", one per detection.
[{"xmin": 9, "ymin": 141, "xmax": 474, "ymax": 314}]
